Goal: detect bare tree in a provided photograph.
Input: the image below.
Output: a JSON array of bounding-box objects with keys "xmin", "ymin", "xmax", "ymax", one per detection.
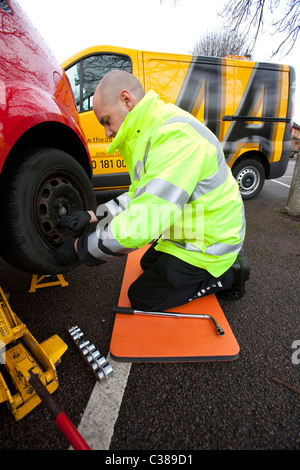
[
  {"xmin": 190, "ymin": 29, "xmax": 252, "ymax": 58},
  {"xmin": 219, "ymin": 0, "xmax": 300, "ymax": 57},
  {"xmin": 160, "ymin": 0, "xmax": 181, "ymax": 5}
]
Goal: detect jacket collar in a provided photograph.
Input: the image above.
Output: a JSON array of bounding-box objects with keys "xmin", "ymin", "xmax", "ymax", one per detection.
[{"xmin": 107, "ymin": 90, "xmax": 160, "ymax": 155}]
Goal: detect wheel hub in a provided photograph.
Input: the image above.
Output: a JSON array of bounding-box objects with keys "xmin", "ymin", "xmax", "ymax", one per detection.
[
  {"xmin": 237, "ymin": 167, "xmax": 260, "ymax": 194},
  {"xmin": 35, "ymin": 176, "xmax": 83, "ymax": 247}
]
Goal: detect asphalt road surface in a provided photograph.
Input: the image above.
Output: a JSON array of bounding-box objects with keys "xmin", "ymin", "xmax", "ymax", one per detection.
[{"xmin": 0, "ymin": 159, "xmax": 299, "ymax": 454}]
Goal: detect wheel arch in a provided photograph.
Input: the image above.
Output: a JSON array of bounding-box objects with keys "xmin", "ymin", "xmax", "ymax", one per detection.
[
  {"xmin": 231, "ymin": 150, "xmax": 270, "ymax": 179},
  {"xmin": 0, "ymin": 121, "xmax": 92, "ymax": 183}
]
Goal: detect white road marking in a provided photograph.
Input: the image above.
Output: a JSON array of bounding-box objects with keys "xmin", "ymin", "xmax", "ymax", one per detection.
[
  {"xmin": 270, "ymin": 180, "xmax": 290, "ymax": 188},
  {"xmin": 74, "ymin": 353, "xmax": 131, "ymax": 450}
]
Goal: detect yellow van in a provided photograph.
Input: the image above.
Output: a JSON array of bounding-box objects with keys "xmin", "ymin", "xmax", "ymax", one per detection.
[{"xmin": 62, "ymin": 46, "xmax": 296, "ymax": 199}]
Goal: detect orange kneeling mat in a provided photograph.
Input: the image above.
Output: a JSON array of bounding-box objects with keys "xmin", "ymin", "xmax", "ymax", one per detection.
[{"xmin": 110, "ymin": 246, "xmax": 240, "ymax": 362}]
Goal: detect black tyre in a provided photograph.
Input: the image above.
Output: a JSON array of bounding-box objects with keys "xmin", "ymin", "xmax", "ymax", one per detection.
[
  {"xmin": 0, "ymin": 147, "xmax": 96, "ymax": 274},
  {"xmin": 232, "ymin": 159, "xmax": 265, "ymax": 200}
]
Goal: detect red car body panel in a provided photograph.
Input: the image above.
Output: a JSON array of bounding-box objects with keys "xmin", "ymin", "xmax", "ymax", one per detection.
[{"xmin": 0, "ymin": 0, "xmax": 91, "ymax": 173}]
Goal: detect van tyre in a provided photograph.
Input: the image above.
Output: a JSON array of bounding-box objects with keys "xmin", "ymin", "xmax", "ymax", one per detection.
[
  {"xmin": 232, "ymin": 159, "xmax": 265, "ymax": 200},
  {"xmin": 0, "ymin": 147, "xmax": 96, "ymax": 274}
]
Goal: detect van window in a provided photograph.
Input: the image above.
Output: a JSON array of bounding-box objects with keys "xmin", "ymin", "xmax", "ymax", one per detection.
[{"xmin": 66, "ymin": 54, "xmax": 132, "ymax": 112}]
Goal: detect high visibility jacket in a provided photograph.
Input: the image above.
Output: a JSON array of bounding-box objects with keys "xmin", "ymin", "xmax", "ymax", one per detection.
[{"xmin": 77, "ymin": 90, "xmax": 245, "ymax": 277}]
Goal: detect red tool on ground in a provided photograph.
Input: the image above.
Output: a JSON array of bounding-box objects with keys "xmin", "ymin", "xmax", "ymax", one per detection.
[{"xmin": 29, "ymin": 371, "xmax": 91, "ymax": 450}]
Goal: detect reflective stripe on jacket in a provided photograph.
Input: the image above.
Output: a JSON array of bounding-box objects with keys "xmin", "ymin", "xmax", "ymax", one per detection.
[{"xmin": 77, "ymin": 90, "xmax": 245, "ymax": 277}]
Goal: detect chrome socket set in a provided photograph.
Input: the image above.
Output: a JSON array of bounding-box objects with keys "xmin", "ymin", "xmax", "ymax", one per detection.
[{"xmin": 67, "ymin": 326, "xmax": 113, "ymax": 381}]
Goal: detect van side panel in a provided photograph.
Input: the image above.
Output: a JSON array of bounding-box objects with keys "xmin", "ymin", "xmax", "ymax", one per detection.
[
  {"xmin": 222, "ymin": 63, "xmax": 291, "ymax": 167},
  {"xmin": 63, "ymin": 47, "xmax": 294, "ymax": 193},
  {"xmin": 143, "ymin": 54, "xmax": 223, "ymax": 139},
  {"xmin": 143, "ymin": 54, "xmax": 292, "ymax": 179},
  {"xmin": 175, "ymin": 56, "xmax": 222, "ymax": 139},
  {"xmin": 269, "ymin": 64, "xmax": 297, "ymax": 179}
]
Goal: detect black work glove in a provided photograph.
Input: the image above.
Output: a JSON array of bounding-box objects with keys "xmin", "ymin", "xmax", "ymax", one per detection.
[
  {"xmin": 54, "ymin": 238, "xmax": 78, "ymax": 265},
  {"xmin": 58, "ymin": 211, "xmax": 91, "ymax": 232}
]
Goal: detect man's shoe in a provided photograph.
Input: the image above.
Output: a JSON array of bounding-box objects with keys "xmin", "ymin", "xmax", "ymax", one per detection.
[{"xmin": 217, "ymin": 250, "xmax": 250, "ymax": 301}]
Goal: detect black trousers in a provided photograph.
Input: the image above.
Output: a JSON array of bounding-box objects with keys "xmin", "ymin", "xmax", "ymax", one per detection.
[{"xmin": 128, "ymin": 242, "xmax": 234, "ymax": 311}]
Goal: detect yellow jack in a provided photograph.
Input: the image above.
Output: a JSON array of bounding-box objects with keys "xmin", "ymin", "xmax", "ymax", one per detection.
[
  {"xmin": 0, "ymin": 286, "xmax": 67, "ymax": 420},
  {"xmin": 28, "ymin": 274, "xmax": 68, "ymax": 293}
]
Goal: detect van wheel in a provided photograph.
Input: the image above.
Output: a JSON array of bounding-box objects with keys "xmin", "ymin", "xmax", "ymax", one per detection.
[
  {"xmin": 0, "ymin": 147, "xmax": 96, "ymax": 274},
  {"xmin": 232, "ymin": 159, "xmax": 265, "ymax": 200}
]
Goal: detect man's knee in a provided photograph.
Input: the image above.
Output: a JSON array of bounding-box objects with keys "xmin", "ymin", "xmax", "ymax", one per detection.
[
  {"xmin": 127, "ymin": 280, "xmax": 137, "ymax": 305},
  {"xmin": 127, "ymin": 279, "xmax": 150, "ymax": 310}
]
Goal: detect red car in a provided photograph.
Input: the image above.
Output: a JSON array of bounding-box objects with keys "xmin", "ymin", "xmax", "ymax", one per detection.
[{"xmin": 0, "ymin": 0, "xmax": 96, "ymax": 274}]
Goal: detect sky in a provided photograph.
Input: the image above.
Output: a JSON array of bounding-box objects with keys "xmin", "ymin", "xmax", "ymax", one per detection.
[{"xmin": 17, "ymin": 0, "xmax": 300, "ymax": 124}]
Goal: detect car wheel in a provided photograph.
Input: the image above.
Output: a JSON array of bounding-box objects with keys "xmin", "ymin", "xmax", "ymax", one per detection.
[
  {"xmin": 0, "ymin": 147, "xmax": 96, "ymax": 274},
  {"xmin": 232, "ymin": 159, "xmax": 265, "ymax": 200}
]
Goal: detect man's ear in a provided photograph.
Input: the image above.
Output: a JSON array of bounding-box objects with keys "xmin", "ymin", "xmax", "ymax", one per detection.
[{"xmin": 120, "ymin": 90, "xmax": 134, "ymax": 111}]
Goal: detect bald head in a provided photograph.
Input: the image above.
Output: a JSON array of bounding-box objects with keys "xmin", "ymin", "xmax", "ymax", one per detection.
[
  {"xmin": 96, "ymin": 70, "xmax": 145, "ymax": 107},
  {"xmin": 93, "ymin": 70, "xmax": 145, "ymax": 138}
]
